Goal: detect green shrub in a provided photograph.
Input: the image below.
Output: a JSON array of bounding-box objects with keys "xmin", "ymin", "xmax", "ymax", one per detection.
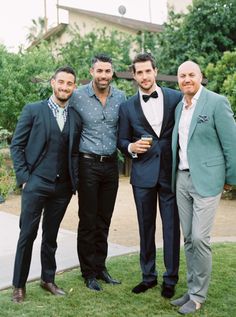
[{"xmin": 0, "ymin": 149, "xmax": 15, "ymax": 199}]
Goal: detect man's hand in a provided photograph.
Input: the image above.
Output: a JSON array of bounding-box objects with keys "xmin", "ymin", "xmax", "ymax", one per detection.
[
  {"xmin": 130, "ymin": 140, "xmax": 151, "ymax": 154},
  {"xmin": 223, "ymin": 184, "xmax": 233, "ymax": 192},
  {"xmin": 22, "ymin": 183, "xmax": 26, "ymax": 189}
]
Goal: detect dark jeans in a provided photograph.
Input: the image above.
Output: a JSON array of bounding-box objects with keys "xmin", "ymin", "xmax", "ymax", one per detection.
[
  {"xmin": 77, "ymin": 157, "xmax": 119, "ymax": 278},
  {"xmin": 13, "ymin": 174, "xmax": 72, "ymax": 287}
]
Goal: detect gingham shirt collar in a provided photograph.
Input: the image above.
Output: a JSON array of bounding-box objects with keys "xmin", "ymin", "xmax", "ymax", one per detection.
[{"xmin": 48, "ymin": 96, "xmax": 69, "ymax": 122}]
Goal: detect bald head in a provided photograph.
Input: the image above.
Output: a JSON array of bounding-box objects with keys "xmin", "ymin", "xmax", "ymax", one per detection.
[
  {"xmin": 177, "ymin": 61, "xmax": 203, "ymax": 98},
  {"xmin": 178, "ymin": 61, "xmax": 202, "ymax": 76}
]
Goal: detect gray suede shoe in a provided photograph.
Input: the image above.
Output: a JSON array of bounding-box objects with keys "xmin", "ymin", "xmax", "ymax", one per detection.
[
  {"xmin": 171, "ymin": 293, "xmax": 190, "ymax": 307},
  {"xmin": 178, "ymin": 299, "xmax": 201, "ymax": 315}
]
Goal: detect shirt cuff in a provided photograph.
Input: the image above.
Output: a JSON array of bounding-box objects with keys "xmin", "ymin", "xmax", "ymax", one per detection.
[{"xmin": 128, "ymin": 143, "xmax": 138, "ymax": 158}]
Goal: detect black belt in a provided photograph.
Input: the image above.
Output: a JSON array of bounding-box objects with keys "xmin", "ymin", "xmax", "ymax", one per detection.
[
  {"xmin": 79, "ymin": 152, "xmax": 117, "ymax": 162},
  {"xmin": 180, "ymin": 169, "xmax": 190, "ymax": 172}
]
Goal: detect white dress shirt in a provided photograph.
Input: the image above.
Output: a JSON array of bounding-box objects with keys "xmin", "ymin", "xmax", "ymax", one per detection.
[
  {"xmin": 128, "ymin": 85, "xmax": 164, "ymax": 157},
  {"xmin": 139, "ymin": 85, "xmax": 164, "ymax": 137},
  {"xmin": 178, "ymin": 85, "xmax": 203, "ymax": 170}
]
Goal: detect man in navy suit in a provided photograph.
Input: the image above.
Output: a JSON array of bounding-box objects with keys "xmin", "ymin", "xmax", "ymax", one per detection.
[
  {"xmin": 118, "ymin": 53, "xmax": 181, "ymax": 297},
  {"xmin": 10, "ymin": 66, "xmax": 81, "ymax": 303}
]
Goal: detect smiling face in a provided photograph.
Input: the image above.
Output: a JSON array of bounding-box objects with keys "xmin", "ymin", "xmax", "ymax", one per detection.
[
  {"xmin": 177, "ymin": 61, "xmax": 203, "ymax": 98},
  {"xmin": 51, "ymin": 71, "xmax": 76, "ymax": 107},
  {"xmin": 133, "ymin": 61, "xmax": 157, "ymax": 94},
  {"xmin": 90, "ymin": 60, "xmax": 113, "ymax": 92}
]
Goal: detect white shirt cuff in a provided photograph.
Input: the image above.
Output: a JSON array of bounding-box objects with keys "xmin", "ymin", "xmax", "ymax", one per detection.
[{"xmin": 128, "ymin": 143, "xmax": 138, "ymax": 158}]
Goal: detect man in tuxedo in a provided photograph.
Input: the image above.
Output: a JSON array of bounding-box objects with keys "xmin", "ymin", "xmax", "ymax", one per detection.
[
  {"xmin": 10, "ymin": 66, "xmax": 81, "ymax": 303},
  {"xmin": 171, "ymin": 61, "xmax": 236, "ymax": 314},
  {"xmin": 70, "ymin": 54, "xmax": 126, "ymax": 291},
  {"xmin": 118, "ymin": 52, "xmax": 181, "ymax": 298}
]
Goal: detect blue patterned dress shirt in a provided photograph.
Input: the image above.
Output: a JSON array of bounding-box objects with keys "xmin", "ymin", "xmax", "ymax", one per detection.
[{"xmin": 70, "ymin": 81, "xmax": 126, "ymax": 155}]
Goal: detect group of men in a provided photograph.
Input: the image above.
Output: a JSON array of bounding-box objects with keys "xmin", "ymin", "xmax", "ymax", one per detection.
[{"xmin": 10, "ymin": 52, "xmax": 236, "ymax": 315}]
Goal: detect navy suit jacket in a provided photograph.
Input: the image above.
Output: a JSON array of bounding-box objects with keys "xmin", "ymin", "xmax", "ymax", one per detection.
[
  {"xmin": 10, "ymin": 100, "xmax": 82, "ymax": 193},
  {"xmin": 118, "ymin": 87, "xmax": 182, "ymax": 188}
]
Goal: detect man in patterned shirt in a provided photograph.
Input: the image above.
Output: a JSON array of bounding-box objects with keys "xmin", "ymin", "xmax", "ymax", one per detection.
[{"xmin": 70, "ymin": 54, "xmax": 126, "ymax": 291}]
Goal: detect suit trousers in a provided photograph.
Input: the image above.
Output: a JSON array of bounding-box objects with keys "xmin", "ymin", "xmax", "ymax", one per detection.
[
  {"xmin": 77, "ymin": 157, "xmax": 119, "ymax": 278},
  {"xmin": 176, "ymin": 170, "xmax": 221, "ymax": 303},
  {"xmin": 132, "ymin": 169, "xmax": 180, "ymax": 285},
  {"xmin": 12, "ymin": 174, "xmax": 72, "ymax": 287}
]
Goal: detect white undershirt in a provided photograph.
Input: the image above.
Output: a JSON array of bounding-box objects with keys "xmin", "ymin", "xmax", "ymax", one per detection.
[
  {"xmin": 178, "ymin": 85, "xmax": 203, "ymax": 170},
  {"xmin": 128, "ymin": 85, "xmax": 163, "ymax": 157},
  {"xmin": 139, "ymin": 85, "xmax": 164, "ymax": 137}
]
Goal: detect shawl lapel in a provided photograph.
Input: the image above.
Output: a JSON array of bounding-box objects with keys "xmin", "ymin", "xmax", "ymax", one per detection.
[{"xmin": 133, "ymin": 92, "xmax": 158, "ymax": 138}]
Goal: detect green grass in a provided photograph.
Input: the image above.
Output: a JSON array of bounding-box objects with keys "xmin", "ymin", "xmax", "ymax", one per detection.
[{"xmin": 1, "ymin": 243, "xmax": 236, "ymax": 317}]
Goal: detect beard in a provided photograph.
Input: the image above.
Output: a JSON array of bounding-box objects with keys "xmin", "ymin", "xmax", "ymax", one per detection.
[{"xmin": 54, "ymin": 90, "xmax": 72, "ymax": 102}]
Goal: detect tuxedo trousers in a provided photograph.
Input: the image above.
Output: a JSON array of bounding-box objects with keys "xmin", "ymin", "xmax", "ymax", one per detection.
[
  {"xmin": 132, "ymin": 170, "xmax": 180, "ymax": 285},
  {"xmin": 77, "ymin": 157, "xmax": 118, "ymax": 278},
  {"xmin": 12, "ymin": 174, "xmax": 72, "ymax": 288}
]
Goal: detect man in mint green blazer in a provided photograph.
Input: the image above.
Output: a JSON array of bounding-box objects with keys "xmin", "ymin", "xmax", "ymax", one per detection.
[{"xmin": 171, "ymin": 61, "xmax": 236, "ymax": 315}]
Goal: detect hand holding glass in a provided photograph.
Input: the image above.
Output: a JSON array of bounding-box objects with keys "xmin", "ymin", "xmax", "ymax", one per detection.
[{"xmin": 141, "ymin": 135, "xmax": 153, "ymax": 145}]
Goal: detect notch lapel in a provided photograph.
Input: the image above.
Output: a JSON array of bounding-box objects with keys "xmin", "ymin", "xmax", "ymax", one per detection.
[{"xmin": 188, "ymin": 88, "xmax": 207, "ymax": 144}]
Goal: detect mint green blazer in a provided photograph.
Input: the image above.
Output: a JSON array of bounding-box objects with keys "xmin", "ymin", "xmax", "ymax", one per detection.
[{"xmin": 172, "ymin": 87, "xmax": 236, "ymax": 197}]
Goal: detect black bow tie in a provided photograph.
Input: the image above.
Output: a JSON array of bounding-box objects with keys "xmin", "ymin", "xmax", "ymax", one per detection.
[{"xmin": 142, "ymin": 91, "xmax": 158, "ymax": 102}]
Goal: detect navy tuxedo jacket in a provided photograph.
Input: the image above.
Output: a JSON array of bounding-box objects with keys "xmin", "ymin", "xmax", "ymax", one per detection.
[
  {"xmin": 118, "ymin": 87, "xmax": 182, "ymax": 188},
  {"xmin": 10, "ymin": 100, "xmax": 82, "ymax": 193}
]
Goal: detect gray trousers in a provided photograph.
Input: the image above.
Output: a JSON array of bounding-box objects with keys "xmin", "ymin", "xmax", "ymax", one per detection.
[{"xmin": 176, "ymin": 170, "xmax": 221, "ymax": 303}]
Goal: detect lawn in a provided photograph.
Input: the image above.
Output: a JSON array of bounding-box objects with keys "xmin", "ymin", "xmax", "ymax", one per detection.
[{"xmin": 1, "ymin": 243, "xmax": 235, "ymax": 317}]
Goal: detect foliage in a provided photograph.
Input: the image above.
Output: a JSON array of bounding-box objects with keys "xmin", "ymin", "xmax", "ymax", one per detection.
[
  {"xmin": 0, "ymin": 243, "xmax": 236, "ymax": 316},
  {"xmin": 1, "ymin": 0, "xmax": 236, "ymax": 132},
  {"xmin": 26, "ymin": 17, "xmax": 46, "ymax": 43},
  {"xmin": 59, "ymin": 27, "xmax": 133, "ymax": 78},
  {"xmin": 205, "ymin": 50, "xmax": 236, "ymax": 115},
  {"xmin": 155, "ymin": 0, "xmax": 236, "ymax": 74},
  {"xmin": 0, "ymin": 150, "xmax": 15, "ymax": 198},
  {"xmin": 0, "ymin": 127, "xmax": 12, "ymax": 148},
  {"xmin": 58, "ymin": 27, "xmax": 135, "ymax": 97},
  {"xmin": 0, "ymin": 43, "xmax": 59, "ymax": 132}
]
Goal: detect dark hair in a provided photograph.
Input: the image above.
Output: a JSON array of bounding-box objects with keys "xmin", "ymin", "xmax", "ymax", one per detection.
[
  {"xmin": 132, "ymin": 53, "xmax": 156, "ymax": 73},
  {"xmin": 91, "ymin": 54, "xmax": 113, "ymax": 67},
  {"xmin": 52, "ymin": 66, "xmax": 76, "ymax": 83}
]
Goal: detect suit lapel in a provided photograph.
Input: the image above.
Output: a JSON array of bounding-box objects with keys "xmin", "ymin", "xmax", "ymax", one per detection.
[
  {"xmin": 41, "ymin": 100, "xmax": 51, "ymax": 142},
  {"xmin": 160, "ymin": 87, "xmax": 171, "ymax": 136},
  {"xmin": 68, "ymin": 107, "xmax": 75, "ymax": 153},
  {"xmin": 134, "ymin": 92, "xmax": 158, "ymax": 137},
  {"xmin": 188, "ymin": 87, "xmax": 207, "ymax": 143}
]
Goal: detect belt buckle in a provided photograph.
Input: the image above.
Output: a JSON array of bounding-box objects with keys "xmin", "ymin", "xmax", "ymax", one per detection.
[{"xmin": 100, "ymin": 155, "xmax": 106, "ymax": 162}]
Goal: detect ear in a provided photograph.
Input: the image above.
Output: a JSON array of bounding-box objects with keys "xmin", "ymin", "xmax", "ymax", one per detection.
[
  {"xmin": 200, "ymin": 73, "xmax": 203, "ymax": 82},
  {"xmin": 50, "ymin": 78, "xmax": 55, "ymax": 88},
  {"xmin": 154, "ymin": 67, "xmax": 158, "ymax": 77},
  {"xmin": 89, "ymin": 67, "xmax": 94, "ymax": 77}
]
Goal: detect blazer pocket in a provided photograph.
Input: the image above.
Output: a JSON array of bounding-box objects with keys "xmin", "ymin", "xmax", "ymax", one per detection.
[{"xmin": 205, "ymin": 157, "xmax": 225, "ymax": 167}]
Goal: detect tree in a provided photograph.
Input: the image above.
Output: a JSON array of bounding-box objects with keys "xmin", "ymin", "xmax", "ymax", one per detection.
[
  {"xmin": 0, "ymin": 43, "xmax": 58, "ymax": 132},
  {"xmin": 155, "ymin": 0, "xmax": 236, "ymax": 74},
  {"xmin": 59, "ymin": 27, "xmax": 135, "ymax": 95},
  {"xmin": 205, "ymin": 50, "xmax": 236, "ymax": 115},
  {"xmin": 26, "ymin": 17, "xmax": 46, "ymax": 43}
]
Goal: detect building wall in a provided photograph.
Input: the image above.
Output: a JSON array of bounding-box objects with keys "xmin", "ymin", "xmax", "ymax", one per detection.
[
  {"xmin": 69, "ymin": 12, "xmax": 137, "ymax": 37},
  {"xmin": 167, "ymin": 0, "xmax": 192, "ymax": 13}
]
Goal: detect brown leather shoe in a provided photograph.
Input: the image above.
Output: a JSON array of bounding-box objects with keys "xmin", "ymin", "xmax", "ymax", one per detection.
[
  {"xmin": 12, "ymin": 287, "xmax": 26, "ymax": 303},
  {"xmin": 40, "ymin": 280, "xmax": 66, "ymax": 296}
]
